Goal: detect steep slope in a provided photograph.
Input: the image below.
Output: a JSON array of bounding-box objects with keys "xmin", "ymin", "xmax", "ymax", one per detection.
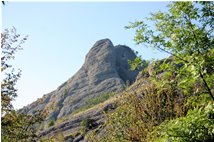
[
  {"xmin": 21, "ymin": 39, "xmax": 139, "ymax": 123},
  {"xmin": 38, "ymin": 59, "xmax": 151, "ymax": 142}
]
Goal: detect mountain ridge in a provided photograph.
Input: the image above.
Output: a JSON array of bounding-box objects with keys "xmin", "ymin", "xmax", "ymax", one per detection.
[{"xmin": 21, "ymin": 38, "xmax": 139, "ymax": 123}]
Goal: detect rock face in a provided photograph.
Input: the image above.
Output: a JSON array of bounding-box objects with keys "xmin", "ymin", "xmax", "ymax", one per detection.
[{"xmin": 21, "ymin": 39, "xmax": 138, "ymax": 121}]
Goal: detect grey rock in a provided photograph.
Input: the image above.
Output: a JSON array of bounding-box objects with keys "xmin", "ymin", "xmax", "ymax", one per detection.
[
  {"xmin": 65, "ymin": 137, "xmax": 74, "ymax": 142},
  {"xmin": 103, "ymin": 102, "xmax": 117, "ymax": 112},
  {"xmin": 20, "ymin": 38, "xmax": 139, "ymax": 122},
  {"xmin": 73, "ymin": 134, "xmax": 84, "ymax": 142}
]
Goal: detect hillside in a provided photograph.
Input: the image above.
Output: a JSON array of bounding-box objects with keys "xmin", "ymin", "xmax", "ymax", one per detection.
[
  {"xmin": 20, "ymin": 39, "xmax": 139, "ymax": 131},
  {"xmin": 36, "ymin": 55, "xmax": 167, "ymax": 141},
  {"xmin": 2, "ymin": 2, "xmax": 213, "ymax": 142},
  {"xmin": 19, "ymin": 38, "xmax": 214, "ymax": 142},
  {"xmin": 38, "ymin": 55, "xmax": 213, "ymax": 142},
  {"xmin": 19, "ymin": 38, "xmax": 213, "ymax": 142},
  {"xmin": 37, "ymin": 63, "xmax": 153, "ymax": 142}
]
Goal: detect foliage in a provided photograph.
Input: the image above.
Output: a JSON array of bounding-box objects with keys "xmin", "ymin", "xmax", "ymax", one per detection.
[
  {"xmin": 149, "ymin": 102, "xmax": 214, "ymax": 142},
  {"xmin": 126, "ymin": 1, "xmax": 214, "ymax": 100},
  {"xmin": 92, "ymin": 78, "xmax": 186, "ymax": 142},
  {"xmin": 48, "ymin": 120, "xmax": 55, "ymax": 127},
  {"xmin": 72, "ymin": 92, "xmax": 115, "ymax": 114},
  {"xmin": 1, "ymin": 110, "xmax": 43, "ymax": 142},
  {"xmin": 1, "ymin": 28, "xmax": 43, "ymax": 142},
  {"xmin": 89, "ymin": 60, "xmax": 212, "ymax": 142},
  {"xmin": 88, "ymin": 2, "xmax": 214, "ymax": 141},
  {"xmin": 80, "ymin": 118, "xmax": 97, "ymax": 135},
  {"xmin": 1, "ymin": 27, "xmax": 27, "ymax": 114},
  {"xmin": 85, "ymin": 92, "xmax": 115, "ymax": 107},
  {"xmin": 128, "ymin": 57, "xmax": 143, "ymax": 71},
  {"xmin": 128, "ymin": 56, "xmax": 150, "ymax": 71},
  {"xmin": 40, "ymin": 131, "xmax": 65, "ymax": 142},
  {"xmin": 81, "ymin": 118, "xmax": 96, "ymax": 129}
]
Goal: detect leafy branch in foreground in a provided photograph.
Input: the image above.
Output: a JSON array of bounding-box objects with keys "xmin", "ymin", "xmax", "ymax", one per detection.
[
  {"xmin": 1, "ymin": 27, "xmax": 43, "ymax": 142},
  {"xmin": 149, "ymin": 102, "xmax": 214, "ymax": 142},
  {"xmin": 87, "ymin": 2, "xmax": 214, "ymax": 142},
  {"xmin": 1, "ymin": 27, "xmax": 28, "ymax": 114},
  {"xmin": 128, "ymin": 56, "xmax": 149, "ymax": 71},
  {"xmin": 1, "ymin": 110, "xmax": 44, "ymax": 142},
  {"xmin": 126, "ymin": 1, "xmax": 214, "ymax": 100}
]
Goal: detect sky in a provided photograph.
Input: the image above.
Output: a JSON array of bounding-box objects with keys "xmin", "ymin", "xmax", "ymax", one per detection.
[{"xmin": 2, "ymin": 1, "xmax": 170, "ymax": 109}]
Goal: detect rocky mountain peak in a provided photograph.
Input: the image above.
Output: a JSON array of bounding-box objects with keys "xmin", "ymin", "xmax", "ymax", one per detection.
[
  {"xmin": 21, "ymin": 39, "xmax": 139, "ymax": 121},
  {"xmin": 92, "ymin": 38, "xmax": 113, "ymax": 48}
]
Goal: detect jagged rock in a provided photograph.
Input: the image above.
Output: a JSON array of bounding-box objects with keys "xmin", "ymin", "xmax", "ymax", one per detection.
[
  {"xmin": 21, "ymin": 38, "xmax": 139, "ymax": 122},
  {"xmin": 73, "ymin": 134, "xmax": 84, "ymax": 142}
]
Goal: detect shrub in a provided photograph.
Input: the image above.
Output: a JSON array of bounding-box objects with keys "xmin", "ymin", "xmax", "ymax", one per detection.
[
  {"xmin": 80, "ymin": 118, "xmax": 97, "ymax": 135},
  {"xmin": 149, "ymin": 102, "xmax": 214, "ymax": 142},
  {"xmin": 40, "ymin": 131, "xmax": 65, "ymax": 142},
  {"xmin": 85, "ymin": 92, "xmax": 115, "ymax": 107},
  {"xmin": 48, "ymin": 120, "xmax": 55, "ymax": 127},
  {"xmin": 92, "ymin": 78, "xmax": 186, "ymax": 142},
  {"xmin": 72, "ymin": 92, "xmax": 115, "ymax": 114}
]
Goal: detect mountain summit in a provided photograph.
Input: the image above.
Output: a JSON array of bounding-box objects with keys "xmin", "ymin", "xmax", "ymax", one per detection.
[{"xmin": 21, "ymin": 39, "xmax": 139, "ymax": 122}]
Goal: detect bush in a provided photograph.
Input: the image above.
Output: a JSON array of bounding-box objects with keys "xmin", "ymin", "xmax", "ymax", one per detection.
[
  {"xmin": 72, "ymin": 92, "xmax": 115, "ymax": 114},
  {"xmin": 80, "ymin": 118, "xmax": 97, "ymax": 135},
  {"xmin": 48, "ymin": 120, "xmax": 55, "ymax": 127},
  {"xmin": 40, "ymin": 131, "xmax": 65, "ymax": 142},
  {"xmin": 150, "ymin": 102, "xmax": 214, "ymax": 142},
  {"xmin": 85, "ymin": 92, "xmax": 115, "ymax": 107},
  {"xmin": 81, "ymin": 118, "xmax": 95, "ymax": 129},
  {"xmin": 91, "ymin": 79, "xmax": 186, "ymax": 142}
]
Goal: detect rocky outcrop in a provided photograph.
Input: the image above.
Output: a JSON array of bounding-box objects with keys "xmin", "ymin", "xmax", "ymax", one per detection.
[
  {"xmin": 39, "ymin": 100, "xmax": 117, "ymax": 141},
  {"xmin": 21, "ymin": 39, "xmax": 139, "ymax": 122}
]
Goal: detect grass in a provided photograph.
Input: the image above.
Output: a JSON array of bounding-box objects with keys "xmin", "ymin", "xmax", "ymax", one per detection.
[
  {"xmin": 53, "ymin": 92, "xmax": 118, "ymax": 127},
  {"xmin": 71, "ymin": 92, "xmax": 115, "ymax": 115}
]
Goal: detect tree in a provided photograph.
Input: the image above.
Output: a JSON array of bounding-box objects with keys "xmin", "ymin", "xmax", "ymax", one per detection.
[
  {"xmin": 126, "ymin": 1, "xmax": 214, "ymax": 100},
  {"xmin": 1, "ymin": 27, "xmax": 43, "ymax": 142},
  {"xmin": 1, "ymin": 27, "xmax": 27, "ymax": 114},
  {"xmin": 2, "ymin": 110, "xmax": 43, "ymax": 142},
  {"xmin": 89, "ymin": 2, "xmax": 213, "ymax": 141}
]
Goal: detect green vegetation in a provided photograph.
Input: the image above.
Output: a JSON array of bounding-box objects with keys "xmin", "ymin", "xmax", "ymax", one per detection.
[
  {"xmin": 2, "ymin": 2, "xmax": 213, "ymax": 142},
  {"xmin": 72, "ymin": 92, "xmax": 115, "ymax": 114},
  {"xmin": 90, "ymin": 78, "xmax": 187, "ymax": 142},
  {"xmin": 128, "ymin": 56, "xmax": 150, "ymax": 71},
  {"xmin": 40, "ymin": 131, "xmax": 65, "ymax": 142},
  {"xmin": 1, "ymin": 28, "xmax": 43, "ymax": 142},
  {"xmin": 126, "ymin": 1, "xmax": 214, "ymax": 100},
  {"xmin": 80, "ymin": 118, "xmax": 97, "ymax": 135},
  {"xmin": 85, "ymin": 92, "xmax": 115, "ymax": 107},
  {"xmin": 87, "ymin": 1, "xmax": 214, "ymax": 142},
  {"xmin": 1, "ymin": 27, "xmax": 26, "ymax": 114},
  {"xmin": 81, "ymin": 118, "xmax": 95, "ymax": 129},
  {"xmin": 48, "ymin": 120, "xmax": 55, "ymax": 127},
  {"xmin": 149, "ymin": 102, "xmax": 214, "ymax": 142},
  {"xmin": 2, "ymin": 110, "xmax": 43, "ymax": 142},
  {"xmin": 128, "ymin": 57, "xmax": 144, "ymax": 71}
]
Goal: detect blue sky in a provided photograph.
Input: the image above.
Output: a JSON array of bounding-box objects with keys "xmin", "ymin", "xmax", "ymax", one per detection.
[{"xmin": 2, "ymin": 2, "xmax": 170, "ymax": 109}]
